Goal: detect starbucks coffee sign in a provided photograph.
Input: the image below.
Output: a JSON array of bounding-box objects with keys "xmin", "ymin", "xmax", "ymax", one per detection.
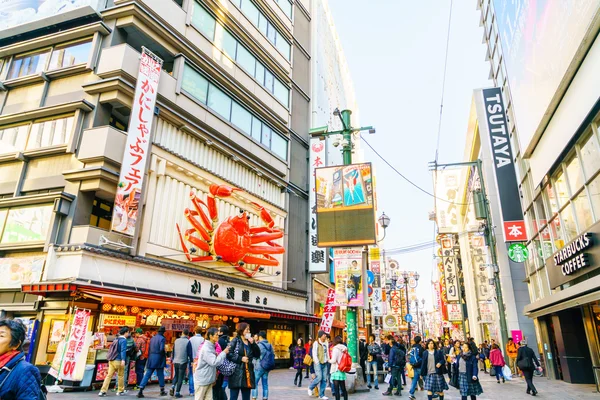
[{"xmin": 547, "ymin": 222, "xmax": 600, "ymax": 289}]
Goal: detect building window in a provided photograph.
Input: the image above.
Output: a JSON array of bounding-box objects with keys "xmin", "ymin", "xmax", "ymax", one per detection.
[
  {"xmin": 181, "ymin": 64, "xmax": 288, "ymax": 160},
  {"xmin": 90, "ymin": 198, "xmax": 113, "ymax": 230},
  {"xmin": 589, "ymin": 174, "xmax": 600, "ymax": 221},
  {"xmin": 275, "ymin": 0, "xmax": 293, "ymax": 19},
  {"xmin": 0, "ymin": 124, "xmax": 30, "ymax": 154},
  {"xmin": 579, "ymin": 129, "xmax": 600, "ymax": 178},
  {"xmin": 0, "ymin": 204, "xmax": 54, "ymax": 244},
  {"xmin": 190, "ymin": 1, "xmax": 290, "ymax": 107},
  {"xmin": 0, "ymin": 114, "xmax": 74, "ymax": 155},
  {"xmin": 559, "ymin": 205, "xmax": 578, "ymax": 241},
  {"xmin": 6, "ymin": 38, "xmax": 92, "ymax": 80}
]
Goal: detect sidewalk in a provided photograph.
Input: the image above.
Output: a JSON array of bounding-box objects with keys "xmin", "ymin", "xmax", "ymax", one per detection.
[{"xmin": 47, "ymin": 368, "xmax": 599, "ymax": 399}]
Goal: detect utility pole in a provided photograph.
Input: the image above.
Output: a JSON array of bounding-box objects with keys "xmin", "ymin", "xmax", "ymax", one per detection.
[
  {"xmin": 430, "ymin": 160, "xmax": 509, "ymax": 359},
  {"xmin": 310, "ymin": 109, "xmax": 375, "ymax": 391}
]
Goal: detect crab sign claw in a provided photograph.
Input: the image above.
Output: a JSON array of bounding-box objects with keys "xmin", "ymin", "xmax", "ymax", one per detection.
[
  {"xmin": 209, "ymin": 184, "xmax": 242, "ymax": 197},
  {"xmin": 250, "ymin": 202, "xmax": 275, "ymax": 229}
]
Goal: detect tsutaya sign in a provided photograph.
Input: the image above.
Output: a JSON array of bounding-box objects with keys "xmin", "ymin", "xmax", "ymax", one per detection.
[
  {"xmin": 477, "ymin": 87, "xmax": 527, "ymax": 242},
  {"xmin": 547, "ymin": 221, "xmax": 600, "ymax": 289}
]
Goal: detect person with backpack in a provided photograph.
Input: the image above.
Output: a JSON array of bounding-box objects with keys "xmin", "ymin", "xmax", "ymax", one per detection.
[
  {"xmin": 100, "ymin": 326, "xmax": 130, "ymax": 397},
  {"xmin": 420, "ymin": 339, "xmax": 448, "ymax": 400},
  {"xmin": 407, "ymin": 335, "xmax": 425, "ymax": 400},
  {"xmin": 195, "ymin": 327, "xmax": 230, "ymax": 400},
  {"xmin": 328, "ymin": 336, "xmax": 349, "ymax": 400},
  {"xmin": 365, "ymin": 334, "xmax": 381, "ymax": 390},
  {"xmin": 134, "ymin": 329, "xmax": 149, "ymax": 390},
  {"xmin": 124, "ymin": 330, "xmax": 138, "ymax": 390},
  {"xmin": 170, "ymin": 330, "xmax": 193, "ymax": 398},
  {"xmin": 383, "ymin": 335, "xmax": 405, "ymax": 396},
  {"xmin": 0, "ymin": 319, "xmax": 43, "ymax": 400},
  {"xmin": 137, "ymin": 326, "xmax": 168, "ymax": 398},
  {"xmin": 251, "ymin": 331, "xmax": 274, "ymax": 400}
]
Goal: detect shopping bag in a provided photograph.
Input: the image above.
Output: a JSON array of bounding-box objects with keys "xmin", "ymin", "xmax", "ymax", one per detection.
[
  {"xmin": 303, "ymin": 354, "xmax": 313, "ymax": 366},
  {"xmin": 485, "ymin": 359, "xmax": 491, "ymax": 370},
  {"xmin": 503, "ymin": 365, "xmax": 512, "ymax": 380},
  {"xmin": 490, "ymin": 366, "xmax": 496, "ymax": 376},
  {"xmin": 384, "ymin": 373, "xmax": 392, "ymax": 384},
  {"xmin": 406, "ymin": 363, "xmax": 414, "ymax": 379}
]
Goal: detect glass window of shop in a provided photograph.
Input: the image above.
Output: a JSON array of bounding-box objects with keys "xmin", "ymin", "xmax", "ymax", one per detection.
[
  {"xmin": 0, "ymin": 204, "xmax": 53, "ymax": 244},
  {"xmin": 0, "ymin": 115, "xmax": 75, "ymax": 155}
]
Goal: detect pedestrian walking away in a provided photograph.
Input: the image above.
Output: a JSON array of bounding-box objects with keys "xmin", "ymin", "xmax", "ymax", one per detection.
[
  {"xmin": 137, "ymin": 326, "xmax": 168, "ymax": 398},
  {"xmin": 194, "ymin": 327, "xmax": 230, "ymax": 400},
  {"xmin": 328, "ymin": 336, "xmax": 348, "ymax": 400},
  {"xmin": 170, "ymin": 329, "xmax": 193, "ymax": 398},
  {"xmin": 358, "ymin": 338, "xmax": 368, "ymax": 383},
  {"xmin": 99, "ymin": 326, "xmax": 130, "ymax": 397},
  {"xmin": 0, "ymin": 319, "xmax": 43, "ymax": 400},
  {"xmin": 488, "ymin": 344, "xmax": 505, "ymax": 384},
  {"xmin": 420, "ymin": 339, "xmax": 448, "ymax": 400},
  {"xmin": 308, "ymin": 330, "xmax": 330, "ymax": 400},
  {"xmin": 304, "ymin": 338, "xmax": 313, "ymax": 379},
  {"xmin": 382, "ymin": 335, "xmax": 405, "ymax": 396},
  {"xmin": 365, "ymin": 334, "xmax": 381, "ymax": 390},
  {"xmin": 134, "ymin": 329, "xmax": 149, "ymax": 391},
  {"xmin": 293, "ymin": 338, "xmax": 307, "ymax": 387},
  {"xmin": 453, "ymin": 342, "xmax": 483, "ymax": 400},
  {"xmin": 516, "ymin": 339, "xmax": 541, "ymax": 396},
  {"xmin": 407, "ymin": 335, "xmax": 425, "ymax": 400},
  {"xmin": 227, "ymin": 322, "xmax": 261, "ymax": 400},
  {"xmin": 252, "ymin": 331, "xmax": 274, "ymax": 400}
]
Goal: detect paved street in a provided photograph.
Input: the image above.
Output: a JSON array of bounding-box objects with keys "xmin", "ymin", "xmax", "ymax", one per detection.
[{"xmin": 48, "ymin": 369, "xmax": 598, "ymax": 399}]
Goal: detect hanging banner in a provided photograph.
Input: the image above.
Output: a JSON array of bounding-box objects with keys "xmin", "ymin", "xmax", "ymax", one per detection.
[
  {"xmin": 434, "ymin": 168, "xmax": 464, "ymax": 233},
  {"xmin": 479, "ymin": 302, "xmax": 494, "ymax": 323},
  {"xmin": 440, "ymin": 236, "xmax": 459, "ymax": 302},
  {"xmin": 59, "ymin": 309, "xmax": 91, "ymax": 381},
  {"xmin": 309, "ymin": 138, "xmax": 327, "ymax": 273},
  {"xmin": 478, "ymin": 87, "xmax": 527, "ymax": 242},
  {"xmin": 319, "ymin": 288, "xmax": 336, "ymax": 334},
  {"xmin": 389, "ymin": 290, "xmax": 402, "ymax": 315},
  {"xmin": 371, "ymin": 288, "xmax": 383, "ymax": 316},
  {"xmin": 333, "ymin": 248, "xmax": 364, "ymax": 307},
  {"xmin": 469, "ymin": 234, "xmax": 494, "ymax": 301},
  {"xmin": 447, "ymin": 303, "xmax": 463, "ymax": 322},
  {"xmin": 112, "ymin": 47, "xmax": 163, "ymax": 236}
]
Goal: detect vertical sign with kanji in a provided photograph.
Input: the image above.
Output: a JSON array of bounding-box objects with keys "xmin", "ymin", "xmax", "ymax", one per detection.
[
  {"xmin": 319, "ymin": 288, "xmax": 336, "ymax": 334},
  {"xmin": 112, "ymin": 47, "xmax": 163, "ymax": 236},
  {"xmin": 309, "ymin": 138, "xmax": 327, "ymax": 272},
  {"xmin": 440, "ymin": 235, "xmax": 460, "ymax": 302},
  {"xmin": 59, "ymin": 308, "xmax": 91, "ymax": 381}
]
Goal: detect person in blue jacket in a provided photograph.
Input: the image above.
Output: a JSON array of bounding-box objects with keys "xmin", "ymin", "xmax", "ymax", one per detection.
[
  {"xmin": 137, "ymin": 326, "xmax": 168, "ymax": 398},
  {"xmin": 0, "ymin": 319, "xmax": 43, "ymax": 400},
  {"xmin": 454, "ymin": 342, "xmax": 483, "ymax": 400},
  {"xmin": 99, "ymin": 326, "xmax": 130, "ymax": 396}
]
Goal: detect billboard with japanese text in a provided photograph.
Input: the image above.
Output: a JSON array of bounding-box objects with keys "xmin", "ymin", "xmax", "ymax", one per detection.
[
  {"xmin": 112, "ymin": 48, "xmax": 163, "ymax": 236},
  {"xmin": 308, "ymin": 138, "xmax": 327, "ymax": 272},
  {"xmin": 315, "ymin": 163, "xmax": 376, "ymax": 247}
]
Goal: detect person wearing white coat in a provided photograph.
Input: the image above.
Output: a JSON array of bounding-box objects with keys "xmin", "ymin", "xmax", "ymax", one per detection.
[{"xmin": 328, "ymin": 336, "xmax": 348, "ymax": 400}]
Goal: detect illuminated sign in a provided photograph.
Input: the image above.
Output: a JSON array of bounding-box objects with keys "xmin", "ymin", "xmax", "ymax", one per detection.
[{"xmin": 99, "ymin": 314, "xmax": 137, "ymax": 327}]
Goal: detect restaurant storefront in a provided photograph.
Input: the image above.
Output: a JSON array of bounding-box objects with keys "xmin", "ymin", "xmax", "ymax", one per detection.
[
  {"xmin": 524, "ymin": 221, "xmax": 600, "ymax": 385},
  {"xmin": 21, "ymin": 245, "xmax": 317, "ymax": 388}
]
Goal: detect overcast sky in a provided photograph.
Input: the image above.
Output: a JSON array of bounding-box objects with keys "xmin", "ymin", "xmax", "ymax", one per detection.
[{"xmin": 326, "ymin": 0, "xmax": 491, "ymax": 310}]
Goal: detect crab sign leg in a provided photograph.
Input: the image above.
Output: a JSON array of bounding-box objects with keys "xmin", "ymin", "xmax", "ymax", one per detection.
[
  {"xmin": 250, "ymin": 202, "xmax": 276, "ymax": 229},
  {"xmin": 176, "ymin": 224, "xmax": 211, "ymax": 261},
  {"xmin": 207, "ymin": 184, "xmax": 242, "ymax": 222},
  {"xmin": 190, "ymin": 192, "xmax": 213, "ymax": 231},
  {"xmin": 241, "ymin": 255, "xmax": 279, "ymax": 266},
  {"xmin": 250, "ymin": 231, "xmax": 284, "ymax": 244},
  {"xmin": 184, "ymin": 209, "xmax": 211, "ymax": 242},
  {"xmin": 247, "ymin": 245, "xmax": 285, "ymax": 254}
]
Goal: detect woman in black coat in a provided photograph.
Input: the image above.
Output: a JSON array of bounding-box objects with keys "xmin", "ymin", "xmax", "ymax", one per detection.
[
  {"xmin": 227, "ymin": 322, "xmax": 261, "ymax": 400},
  {"xmin": 420, "ymin": 339, "xmax": 448, "ymax": 399},
  {"xmin": 516, "ymin": 340, "xmax": 540, "ymax": 396}
]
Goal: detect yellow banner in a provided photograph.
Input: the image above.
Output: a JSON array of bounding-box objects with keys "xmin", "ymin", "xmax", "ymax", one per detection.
[{"xmin": 100, "ymin": 314, "xmax": 137, "ymax": 327}]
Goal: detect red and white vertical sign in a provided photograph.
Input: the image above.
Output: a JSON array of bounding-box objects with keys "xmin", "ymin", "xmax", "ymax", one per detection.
[
  {"xmin": 309, "ymin": 138, "xmax": 327, "ymax": 272},
  {"xmin": 59, "ymin": 308, "xmax": 91, "ymax": 381},
  {"xmin": 112, "ymin": 47, "xmax": 163, "ymax": 236},
  {"xmin": 319, "ymin": 288, "xmax": 336, "ymax": 334}
]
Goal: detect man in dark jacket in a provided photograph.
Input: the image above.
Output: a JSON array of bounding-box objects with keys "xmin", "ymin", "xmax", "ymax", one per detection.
[
  {"xmin": 517, "ymin": 339, "xmax": 540, "ymax": 396},
  {"xmin": 100, "ymin": 326, "xmax": 130, "ymax": 397},
  {"xmin": 407, "ymin": 336, "xmax": 425, "ymax": 400},
  {"xmin": 137, "ymin": 326, "xmax": 167, "ymax": 398},
  {"xmin": 359, "ymin": 339, "xmax": 368, "ymax": 382},
  {"xmin": 366, "ymin": 334, "xmax": 382, "ymax": 389},
  {"xmin": 214, "ymin": 325, "xmax": 230, "ymax": 400},
  {"xmin": 383, "ymin": 335, "xmax": 404, "ymax": 396}
]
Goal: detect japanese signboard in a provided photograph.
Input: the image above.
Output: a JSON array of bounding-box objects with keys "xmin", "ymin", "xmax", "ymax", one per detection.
[
  {"xmin": 434, "ymin": 168, "xmax": 465, "ymax": 233},
  {"xmin": 99, "ymin": 314, "xmax": 137, "ymax": 327},
  {"xmin": 112, "ymin": 47, "xmax": 163, "ymax": 236},
  {"xmin": 320, "ymin": 288, "xmax": 336, "ymax": 334},
  {"xmin": 333, "ymin": 248, "xmax": 364, "ymax": 307},
  {"xmin": 161, "ymin": 318, "xmax": 197, "ymax": 332},
  {"xmin": 440, "ymin": 235, "xmax": 459, "ymax": 302},
  {"xmin": 478, "ymin": 87, "xmax": 527, "ymax": 242},
  {"xmin": 389, "ymin": 290, "xmax": 402, "ymax": 315},
  {"xmin": 447, "ymin": 303, "xmax": 463, "ymax": 322},
  {"xmin": 479, "ymin": 302, "xmax": 494, "ymax": 323},
  {"xmin": 371, "ymin": 288, "xmax": 383, "ymax": 316},
  {"xmin": 469, "ymin": 234, "xmax": 493, "ymax": 302},
  {"xmin": 315, "ymin": 163, "xmax": 376, "ymax": 247},
  {"xmin": 59, "ymin": 309, "xmax": 91, "ymax": 381},
  {"xmin": 309, "ymin": 138, "xmax": 327, "ymax": 273}
]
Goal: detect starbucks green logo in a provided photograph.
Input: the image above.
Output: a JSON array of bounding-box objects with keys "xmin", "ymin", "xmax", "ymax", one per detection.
[{"xmin": 508, "ymin": 243, "xmax": 529, "ymax": 263}]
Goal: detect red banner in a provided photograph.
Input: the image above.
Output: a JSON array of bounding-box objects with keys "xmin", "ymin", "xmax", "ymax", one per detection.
[
  {"xmin": 319, "ymin": 288, "xmax": 336, "ymax": 334},
  {"xmin": 60, "ymin": 309, "xmax": 90, "ymax": 381}
]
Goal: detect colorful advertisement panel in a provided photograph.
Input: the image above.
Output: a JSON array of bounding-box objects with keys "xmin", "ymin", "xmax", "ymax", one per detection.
[
  {"xmin": 0, "ymin": 256, "xmax": 44, "ymax": 289},
  {"xmin": 112, "ymin": 47, "xmax": 162, "ymax": 236},
  {"xmin": 333, "ymin": 248, "xmax": 364, "ymax": 307},
  {"xmin": 493, "ymin": 0, "xmax": 600, "ymax": 151},
  {"xmin": 59, "ymin": 309, "xmax": 91, "ymax": 381},
  {"xmin": 319, "ymin": 288, "xmax": 336, "ymax": 334},
  {"xmin": 315, "ymin": 163, "xmax": 376, "ymax": 247}
]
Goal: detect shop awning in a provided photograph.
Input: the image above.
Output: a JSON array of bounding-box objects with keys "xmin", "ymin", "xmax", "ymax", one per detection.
[
  {"xmin": 80, "ymin": 289, "xmax": 271, "ymax": 320},
  {"xmin": 269, "ymin": 311, "xmax": 320, "ymax": 323},
  {"xmin": 22, "ymin": 282, "xmax": 77, "ymax": 296}
]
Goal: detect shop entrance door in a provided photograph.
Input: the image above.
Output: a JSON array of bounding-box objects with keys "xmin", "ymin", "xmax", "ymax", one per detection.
[
  {"xmin": 552, "ymin": 308, "xmax": 595, "ymax": 384},
  {"xmin": 546, "ymin": 316, "xmax": 562, "ymax": 380}
]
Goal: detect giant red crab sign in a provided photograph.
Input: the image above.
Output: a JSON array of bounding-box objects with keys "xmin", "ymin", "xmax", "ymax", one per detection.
[{"xmin": 176, "ymin": 184, "xmax": 284, "ymax": 278}]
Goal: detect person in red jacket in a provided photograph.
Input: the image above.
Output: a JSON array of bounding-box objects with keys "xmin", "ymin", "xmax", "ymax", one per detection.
[
  {"xmin": 304, "ymin": 337, "xmax": 312, "ymax": 378},
  {"xmin": 489, "ymin": 344, "xmax": 506, "ymax": 383}
]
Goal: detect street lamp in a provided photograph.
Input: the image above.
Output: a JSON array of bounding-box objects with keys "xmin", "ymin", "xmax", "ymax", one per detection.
[{"xmin": 378, "ymin": 212, "xmax": 391, "ymax": 241}]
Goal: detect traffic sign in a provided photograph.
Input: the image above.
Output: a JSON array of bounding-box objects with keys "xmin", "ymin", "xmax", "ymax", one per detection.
[
  {"xmin": 367, "ymin": 270, "xmax": 375, "ymax": 285},
  {"xmin": 404, "ymin": 314, "xmax": 413, "ymax": 323},
  {"xmin": 508, "ymin": 243, "xmax": 529, "ymax": 263}
]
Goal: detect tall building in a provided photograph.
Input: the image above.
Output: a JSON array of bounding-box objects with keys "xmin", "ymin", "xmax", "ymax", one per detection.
[
  {"xmin": 479, "ymin": 0, "xmax": 600, "ymax": 384},
  {"xmin": 0, "ymin": 0, "xmax": 316, "ymax": 373}
]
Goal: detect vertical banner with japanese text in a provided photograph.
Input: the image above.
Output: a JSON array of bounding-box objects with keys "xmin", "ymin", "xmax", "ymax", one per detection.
[
  {"xmin": 320, "ymin": 288, "xmax": 336, "ymax": 334},
  {"xmin": 333, "ymin": 248, "xmax": 364, "ymax": 307},
  {"xmin": 440, "ymin": 235, "xmax": 460, "ymax": 302},
  {"xmin": 112, "ymin": 47, "xmax": 163, "ymax": 236},
  {"xmin": 309, "ymin": 138, "xmax": 327, "ymax": 272},
  {"xmin": 59, "ymin": 308, "xmax": 91, "ymax": 381}
]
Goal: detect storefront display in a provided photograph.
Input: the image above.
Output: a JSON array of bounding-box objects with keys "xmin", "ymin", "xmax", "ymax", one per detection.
[{"xmin": 266, "ymin": 323, "xmax": 293, "ymax": 361}]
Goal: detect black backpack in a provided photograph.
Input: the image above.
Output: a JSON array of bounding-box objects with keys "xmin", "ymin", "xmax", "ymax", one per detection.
[
  {"xmin": 107, "ymin": 338, "xmax": 121, "ymax": 361},
  {"xmin": 394, "ymin": 346, "xmax": 406, "ymax": 367}
]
